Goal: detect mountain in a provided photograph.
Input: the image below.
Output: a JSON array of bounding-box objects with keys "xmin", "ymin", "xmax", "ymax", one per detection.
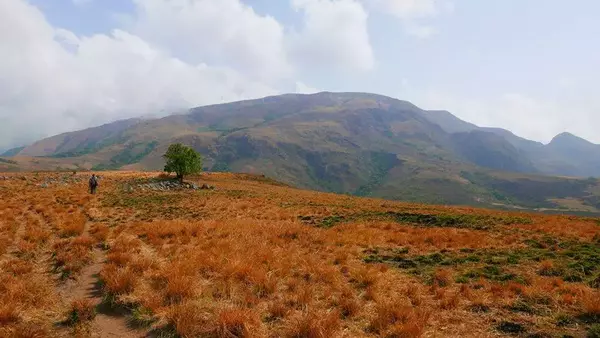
[
  {"xmin": 5, "ymin": 92, "xmax": 600, "ymax": 212},
  {"xmin": 422, "ymin": 110, "xmax": 545, "ymax": 151},
  {"xmin": 422, "ymin": 110, "xmax": 478, "ymax": 133},
  {"xmin": 1, "ymin": 146, "xmax": 25, "ymax": 157},
  {"xmin": 537, "ymin": 132, "xmax": 600, "ymax": 177},
  {"xmin": 422, "ymin": 110, "xmax": 600, "ymax": 177},
  {"xmin": 450, "ymin": 130, "xmax": 537, "ymax": 173},
  {"xmin": 18, "ymin": 118, "xmax": 142, "ymax": 157}
]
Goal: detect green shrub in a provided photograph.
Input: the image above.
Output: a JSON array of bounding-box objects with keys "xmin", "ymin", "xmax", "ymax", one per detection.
[{"xmin": 588, "ymin": 324, "xmax": 600, "ymax": 338}]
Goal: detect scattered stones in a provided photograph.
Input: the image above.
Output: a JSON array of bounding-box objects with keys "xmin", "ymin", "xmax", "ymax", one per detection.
[
  {"xmin": 35, "ymin": 174, "xmax": 83, "ymax": 188},
  {"xmin": 131, "ymin": 180, "xmax": 213, "ymax": 192}
]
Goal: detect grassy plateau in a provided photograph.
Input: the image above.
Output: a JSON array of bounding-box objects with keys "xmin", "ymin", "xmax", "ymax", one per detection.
[{"xmin": 0, "ymin": 171, "xmax": 599, "ymax": 337}]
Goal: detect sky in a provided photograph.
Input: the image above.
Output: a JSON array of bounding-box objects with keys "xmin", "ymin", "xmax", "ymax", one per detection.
[{"xmin": 1, "ymin": 0, "xmax": 599, "ymax": 151}]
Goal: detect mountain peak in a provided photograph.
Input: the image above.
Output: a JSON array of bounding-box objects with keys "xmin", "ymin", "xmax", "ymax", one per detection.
[
  {"xmin": 422, "ymin": 110, "xmax": 479, "ymax": 134},
  {"xmin": 549, "ymin": 132, "xmax": 593, "ymax": 146}
]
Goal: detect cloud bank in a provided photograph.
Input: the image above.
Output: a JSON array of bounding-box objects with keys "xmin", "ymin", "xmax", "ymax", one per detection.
[
  {"xmin": 2, "ymin": 0, "xmax": 599, "ymax": 150},
  {"xmin": 0, "ymin": 0, "xmax": 376, "ymax": 150}
]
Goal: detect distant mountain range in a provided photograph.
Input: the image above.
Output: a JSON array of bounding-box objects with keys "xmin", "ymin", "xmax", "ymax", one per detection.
[
  {"xmin": 2, "ymin": 92, "xmax": 600, "ymax": 212},
  {"xmin": 423, "ymin": 109, "xmax": 600, "ymax": 177}
]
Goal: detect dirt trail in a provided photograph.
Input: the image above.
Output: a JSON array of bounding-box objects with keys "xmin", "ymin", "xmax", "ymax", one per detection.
[
  {"xmin": 7, "ymin": 213, "xmax": 26, "ymax": 255},
  {"xmin": 63, "ymin": 198, "xmax": 146, "ymax": 338}
]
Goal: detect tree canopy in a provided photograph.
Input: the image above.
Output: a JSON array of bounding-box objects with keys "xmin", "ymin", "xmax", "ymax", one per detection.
[{"xmin": 163, "ymin": 143, "xmax": 202, "ymax": 182}]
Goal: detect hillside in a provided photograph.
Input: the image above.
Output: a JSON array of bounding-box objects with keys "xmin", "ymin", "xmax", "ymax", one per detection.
[
  {"xmin": 422, "ymin": 110, "xmax": 600, "ymax": 177},
  {"xmin": 1, "ymin": 171, "xmax": 599, "ymax": 337},
  {"xmin": 450, "ymin": 131, "xmax": 536, "ymax": 173},
  {"xmin": 5, "ymin": 92, "xmax": 600, "ymax": 212}
]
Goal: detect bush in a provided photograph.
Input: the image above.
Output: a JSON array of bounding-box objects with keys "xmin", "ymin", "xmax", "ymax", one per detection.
[
  {"xmin": 130, "ymin": 306, "xmax": 155, "ymax": 328},
  {"xmin": 588, "ymin": 324, "xmax": 600, "ymax": 338},
  {"xmin": 496, "ymin": 321, "xmax": 526, "ymax": 334},
  {"xmin": 555, "ymin": 313, "xmax": 575, "ymax": 327}
]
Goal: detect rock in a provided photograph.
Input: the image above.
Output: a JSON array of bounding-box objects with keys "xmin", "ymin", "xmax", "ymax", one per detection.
[{"xmin": 40, "ymin": 183, "xmax": 48, "ymax": 188}]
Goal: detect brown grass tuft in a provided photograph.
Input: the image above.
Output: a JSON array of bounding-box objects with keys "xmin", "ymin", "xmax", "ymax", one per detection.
[
  {"xmin": 338, "ymin": 296, "xmax": 360, "ymax": 318},
  {"xmin": 351, "ymin": 266, "xmax": 378, "ymax": 289},
  {"xmin": 388, "ymin": 317, "xmax": 430, "ymax": 338},
  {"xmin": 432, "ymin": 268, "xmax": 452, "ymax": 287},
  {"xmin": 584, "ymin": 292, "xmax": 600, "ymax": 315},
  {"xmin": 4, "ymin": 322, "xmax": 49, "ymax": 338},
  {"xmin": 0, "ymin": 304, "xmax": 20, "ymax": 325},
  {"xmin": 285, "ymin": 310, "xmax": 341, "ymax": 338},
  {"xmin": 165, "ymin": 302, "xmax": 212, "ymax": 337},
  {"xmin": 52, "ymin": 236, "xmax": 95, "ymax": 277},
  {"xmin": 266, "ymin": 301, "xmax": 289, "ymax": 321},
  {"xmin": 214, "ymin": 307, "xmax": 261, "ymax": 338},
  {"xmin": 89, "ymin": 223, "xmax": 109, "ymax": 243},
  {"xmin": 370, "ymin": 301, "xmax": 430, "ymax": 334},
  {"xmin": 100, "ymin": 264, "xmax": 136, "ymax": 296},
  {"xmin": 406, "ymin": 284, "xmax": 423, "ymax": 306},
  {"xmin": 439, "ymin": 291, "xmax": 460, "ymax": 310},
  {"xmin": 67, "ymin": 298, "xmax": 96, "ymax": 325},
  {"xmin": 2, "ymin": 259, "xmax": 34, "ymax": 276},
  {"xmin": 165, "ymin": 275, "xmax": 196, "ymax": 304}
]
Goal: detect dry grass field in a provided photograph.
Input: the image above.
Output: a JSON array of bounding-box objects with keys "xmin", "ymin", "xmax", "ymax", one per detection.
[{"xmin": 0, "ymin": 171, "xmax": 599, "ymax": 337}]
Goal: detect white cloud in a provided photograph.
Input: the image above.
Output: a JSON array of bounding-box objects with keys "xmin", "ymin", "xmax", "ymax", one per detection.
[
  {"xmin": 0, "ymin": 0, "xmax": 278, "ymax": 149},
  {"xmin": 0, "ymin": 0, "xmax": 380, "ymax": 150},
  {"xmin": 289, "ymin": 0, "xmax": 375, "ymax": 72},
  {"xmin": 404, "ymin": 23, "xmax": 437, "ymax": 38},
  {"xmin": 376, "ymin": 0, "xmax": 439, "ymax": 19},
  {"xmin": 295, "ymin": 81, "xmax": 320, "ymax": 94},
  {"xmin": 130, "ymin": 0, "xmax": 292, "ymax": 82},
  {"xmin": 413, "ymin": 89, "xmax": 600, "ymax": 144},
  {"xmin": 366, "ymin": 0, "xmax": 453, "ymax": 38}
]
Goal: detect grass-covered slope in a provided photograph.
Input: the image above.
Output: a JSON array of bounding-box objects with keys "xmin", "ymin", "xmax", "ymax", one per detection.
[{"xmin": 0, "ymin": 171, "xmax": 599, "ymax": 337}]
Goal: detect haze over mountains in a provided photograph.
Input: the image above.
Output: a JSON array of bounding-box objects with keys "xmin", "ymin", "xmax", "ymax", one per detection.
[{"xmin": 3, "ymin": 92, "xmax": 600, "ymax": 211}]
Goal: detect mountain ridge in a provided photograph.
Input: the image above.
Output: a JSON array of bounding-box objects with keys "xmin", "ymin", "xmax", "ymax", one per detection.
[
  {"xmin": 3, "ymin": 91, "xmax": 600, "ymax": 212},
  {"xmin": 10, "ymin": 93, "xmax": 597, "ymax": 153}
]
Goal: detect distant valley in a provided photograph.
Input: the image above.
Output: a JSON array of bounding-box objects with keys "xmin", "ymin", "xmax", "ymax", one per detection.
[{"xmin": 2, "ymin": 92, "xmax": 600, "ymax": 213}]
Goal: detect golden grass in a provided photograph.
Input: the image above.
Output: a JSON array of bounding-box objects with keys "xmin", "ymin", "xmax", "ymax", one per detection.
[
  {"xmin": 0, "ymin": 171, "xmax": 599, "ymax": 337},
  {"xmin": 67, "ymin": 298, "xmax": 97, "ymax": 325}
]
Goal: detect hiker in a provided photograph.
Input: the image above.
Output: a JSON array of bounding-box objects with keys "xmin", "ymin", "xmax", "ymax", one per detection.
[{"xmin": 89, "ymin": 174, "xmax": 98, "ymax": 194}]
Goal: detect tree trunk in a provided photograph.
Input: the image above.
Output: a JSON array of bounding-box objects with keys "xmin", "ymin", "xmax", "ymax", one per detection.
[{"xmin": 177, "ymin": 173, "xmax": 184, "ymax": 184}]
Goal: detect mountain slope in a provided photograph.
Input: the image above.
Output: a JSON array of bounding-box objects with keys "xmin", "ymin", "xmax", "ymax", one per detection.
[
  {"xmin": 536, "ymin": 132, "xmax": 600, "ymax": 177},
  {"xmin": 422, "ymin": 110, "xmax": 600, "ymax": 177},
  {"xmin": 7, "ymin": 92, "xmax": 600, "ymax": 212},
  {"xmin": 18, "ymin": 118, "xmax": 142, "ymax": 157},
  {"xmin": 1, "ymin": 146, "xmax": 25, "ymax": 157},
  {"xmin": 422, "ymin": 110, "xmax": 478, "ymax": 133},
  {"xmin": 450, "ymin": 130, "xmax": 537, "ymax": 173}
]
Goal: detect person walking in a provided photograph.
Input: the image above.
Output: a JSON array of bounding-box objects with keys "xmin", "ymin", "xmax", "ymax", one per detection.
[{"xmin": 89, "ymin": 174, "xmax": 98, "ymax": 194}]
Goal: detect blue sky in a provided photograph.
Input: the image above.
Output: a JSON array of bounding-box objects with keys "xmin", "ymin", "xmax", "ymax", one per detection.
[{"xmin": 1, "ymin": 0, "xmax": 599, "ymax": 150}]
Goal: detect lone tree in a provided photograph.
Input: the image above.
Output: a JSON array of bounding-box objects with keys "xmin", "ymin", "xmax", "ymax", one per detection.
[{"xmin": 163, "ymin": 143, "xmax": 202, "ymax": 183}]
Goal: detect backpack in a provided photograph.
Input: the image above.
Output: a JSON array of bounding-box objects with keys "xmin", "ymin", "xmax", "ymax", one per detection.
[{"xmin": 90, "ymin": 177, "xmax": 98, "ymax": 187}]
